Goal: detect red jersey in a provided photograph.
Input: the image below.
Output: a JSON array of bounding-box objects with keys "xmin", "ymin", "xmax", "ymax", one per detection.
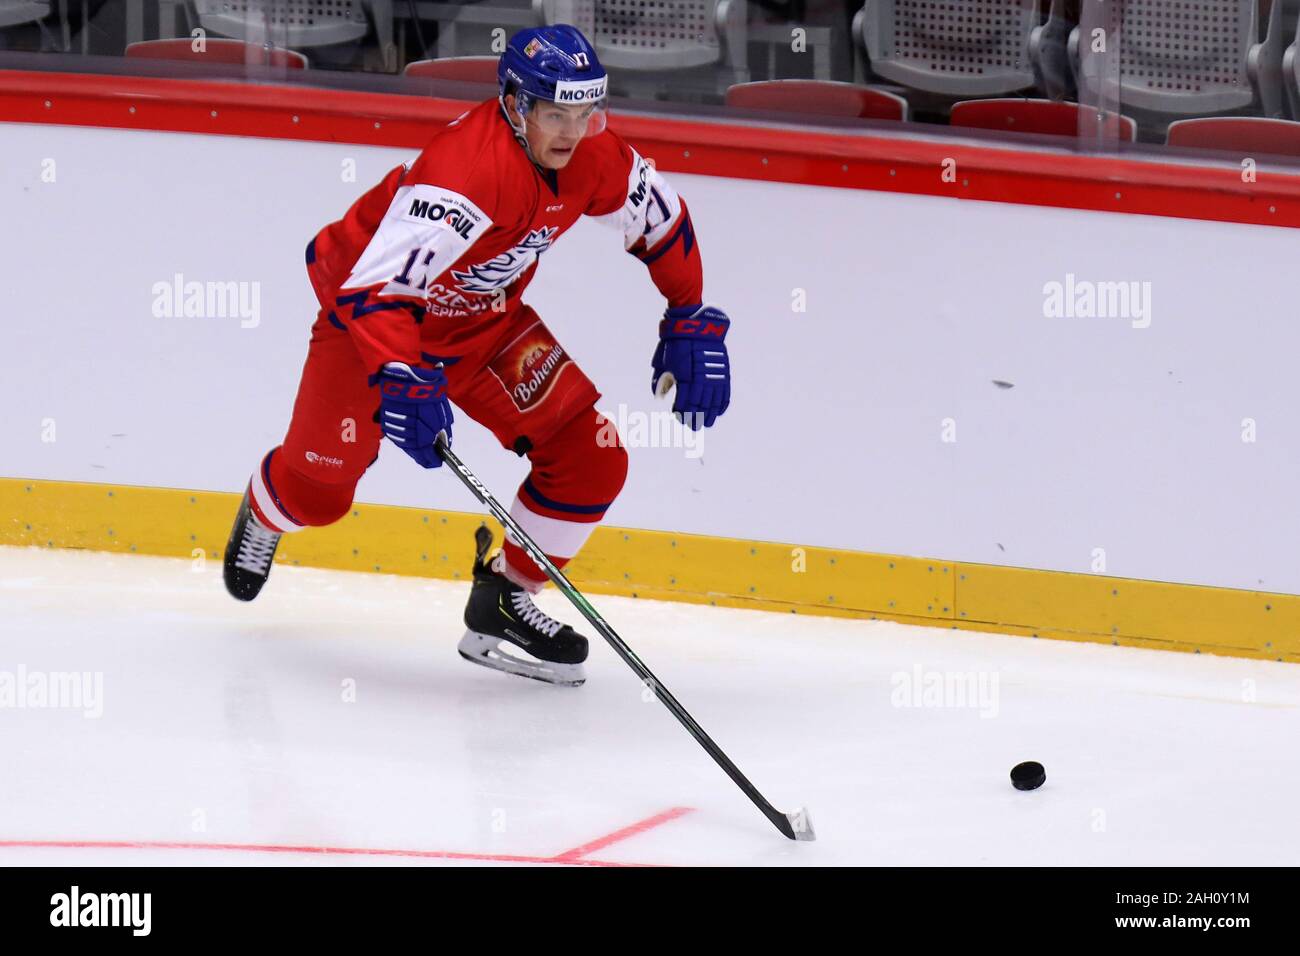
[{"xmin": 306, "ymin": 99, "xmax": 705, "ymax": 374}]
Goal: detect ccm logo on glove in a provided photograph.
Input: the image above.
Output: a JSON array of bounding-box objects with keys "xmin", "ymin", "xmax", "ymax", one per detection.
[
  {"xmin": 374, "ymin": 362, "xmax": 455, "ymax": 469},
  {"xmin": 381, "ymin": 379, "xmax": 446, "ymax": 401},
  {"xmin": 651, "ymin": 303, "xmax": 732, "ymax": 431},
  {"xmin": 663, "ymin": 316, "xmax": 728, "ymax": 338}
]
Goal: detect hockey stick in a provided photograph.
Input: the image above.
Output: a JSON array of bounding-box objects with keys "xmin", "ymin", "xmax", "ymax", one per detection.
[{"xmin": 435, "ymin": 439, "xmax": 815, "ymax": 842}]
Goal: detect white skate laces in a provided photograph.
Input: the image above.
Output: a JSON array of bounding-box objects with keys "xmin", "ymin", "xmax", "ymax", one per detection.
[
  {"xmin": 509, "ymin": 590, "xmax": 564, "ymax": 638},
  {"xmin": 234, "ymin": 516, "xmax": 281, "ymax": 576}
]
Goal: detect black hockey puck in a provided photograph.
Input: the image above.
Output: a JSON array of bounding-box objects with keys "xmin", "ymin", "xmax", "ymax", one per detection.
[{"xmin": 1010, "ymin": 761, "xmax": 1046, "ymax": 791}]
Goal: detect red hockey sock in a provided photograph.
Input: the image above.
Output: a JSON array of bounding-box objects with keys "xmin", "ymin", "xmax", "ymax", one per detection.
[
  {"xmin": 247, "ymin": 446, "xmax": 357, "ymax": 533},
  {"xmin": 498, "ymin": 407, "xmax": 628, "ymax": 591}
]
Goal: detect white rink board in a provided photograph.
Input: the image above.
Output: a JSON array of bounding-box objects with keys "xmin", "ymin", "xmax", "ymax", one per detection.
[
  {"xmin": 2, "ymin": 121, "xmax": 1297, "ymax": 592},
  {"xmin": 1, "ymin": 546, "xmax": 1297, "ymax": 866}
]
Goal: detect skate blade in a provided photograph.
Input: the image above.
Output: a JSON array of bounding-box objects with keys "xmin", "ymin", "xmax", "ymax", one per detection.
[{"xmin": 457, "ymin": 631, "xmax": 586, "ymax": 687}]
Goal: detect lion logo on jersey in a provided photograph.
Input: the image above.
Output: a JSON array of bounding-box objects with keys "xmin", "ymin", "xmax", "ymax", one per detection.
[{"xmin": 452, "ymin": 227, "xmax": 558, "ymax": 295}]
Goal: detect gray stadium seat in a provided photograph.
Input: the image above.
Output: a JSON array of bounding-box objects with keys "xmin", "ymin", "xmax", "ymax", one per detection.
[
  {"xmin": 1073, "ymin": 0, "xmax": 1286, "ymax": 120},
  {"xmin": 855, "ymin": 0, "xmax": 1043, "ymax": 98},
  {"xmin": 1030, "ymin": 0, "xmax": 1075, "ymax": 101},
  {"xmin": 1283, "ymin": 3, "xmax": 1300, "ymax": 119},
  {"xmin": 0, "ymin": 1, "xmax": 84, "ymax": 54},
  {"xmin": 194, "ymin": 0, "xmax": 395, "ymax": 67},
  {"xmin": 0, "ymin": 1, "xmax": 49, "ymax": 29},
  {"xmin": 534, "ymin": 0, "xmax": 746, "ymax": 76},
  {"xmin": 422, "ymin": 1, "xmax": 541, "ymax": 60}
]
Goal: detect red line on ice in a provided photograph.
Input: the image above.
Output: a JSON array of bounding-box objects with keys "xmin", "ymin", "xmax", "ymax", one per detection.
[
  {"xmin": 0, "ymin": 807, "xmax": 696, "ymax": 867},
  {"xmin": 0, "ymin": 839, "xmax": 657, "ymax": 868},
  {"xmin": 550, "ymin": 806, "xmax": 695, "ymax": 861}
]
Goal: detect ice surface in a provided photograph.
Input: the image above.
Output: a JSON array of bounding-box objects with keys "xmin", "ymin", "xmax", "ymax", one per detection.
[{"xmin": 1, "ymin": 546, "xmax": 1297, "ymax": 866}]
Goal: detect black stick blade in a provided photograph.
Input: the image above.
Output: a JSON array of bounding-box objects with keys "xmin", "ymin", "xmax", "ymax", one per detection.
[{"xmin": 783, "ymin": 807, "xmax": 816, "ymax": 842}]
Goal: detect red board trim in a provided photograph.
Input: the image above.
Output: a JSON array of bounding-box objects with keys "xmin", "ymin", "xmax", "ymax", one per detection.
[{"xmin": 4, "ymin": 68, "xmax": 1300, "ymax": 229}]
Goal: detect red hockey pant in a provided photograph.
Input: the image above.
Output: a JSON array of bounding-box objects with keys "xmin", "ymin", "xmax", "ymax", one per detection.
[{"xmin": 247, "ymin": 305, "xmax": 628, "ymax": 590}]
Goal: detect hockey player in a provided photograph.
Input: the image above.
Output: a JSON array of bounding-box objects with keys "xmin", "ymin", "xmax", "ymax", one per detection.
[{"xmin": 222, "ymin": 24, "xmax": 732, "ymax": 685}]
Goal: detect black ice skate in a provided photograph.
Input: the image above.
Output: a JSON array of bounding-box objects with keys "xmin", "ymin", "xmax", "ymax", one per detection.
[
  {"xmin": 222, "ymin": 489, "xmax": 282, "ymax": 602},
  {"xmin": 458, "ymin": 525, "xmax": 588, "ymax": 686}
]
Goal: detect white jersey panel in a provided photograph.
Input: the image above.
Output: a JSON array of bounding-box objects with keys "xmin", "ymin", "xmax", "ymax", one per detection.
[
  {"xmin": 342, "ymin": 183, "xmax": 493, "ymax": 298},
  {"xmin": 593, "ymin": 147, "xmax": 684, "ymax": 252}
]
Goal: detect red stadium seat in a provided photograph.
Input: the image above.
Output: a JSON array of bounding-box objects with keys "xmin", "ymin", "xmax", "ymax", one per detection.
[
  {"xmin": 950, "ymin": 99, "xmax": 1136, "ymax": 141},
  {"xmin": 125, "ymin": 38, "xmax": 308, "ymax": 69},
  {"xmin": 725, "ymin": 80, "xmax": 908, "ymax": 122},
  {"xmin": 1166, "ymin": 116, "xmax": 1300, "ymax": 157},
  {"xmin": 403, "ymin": 57, "xmax": 500, "ymax": 84}
]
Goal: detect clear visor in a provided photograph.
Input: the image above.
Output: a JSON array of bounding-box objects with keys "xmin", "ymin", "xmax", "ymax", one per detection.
[{"xmin": 519, "ymin": 93, "xmax": 608, "ymax": 138}]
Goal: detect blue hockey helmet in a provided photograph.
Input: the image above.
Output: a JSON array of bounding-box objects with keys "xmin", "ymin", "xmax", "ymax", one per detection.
[{"xmin": 498, "ymin": 25, "xmax": 609, "ymax": 137}]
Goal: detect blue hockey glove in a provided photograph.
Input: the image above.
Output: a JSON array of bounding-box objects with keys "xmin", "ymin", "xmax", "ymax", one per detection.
[
  {"xmin": 651, "ymin": 303, "xmax": 731, "ymax": 430},
  {"xmin": 376, "ymin": 362, "xmax": 453, "ymax": 468}
]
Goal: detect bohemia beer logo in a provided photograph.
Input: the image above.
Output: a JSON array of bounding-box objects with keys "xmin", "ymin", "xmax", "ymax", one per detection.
[{"xmin": 489, "ymin": 322, "xmax": 573, "ymax": 412}]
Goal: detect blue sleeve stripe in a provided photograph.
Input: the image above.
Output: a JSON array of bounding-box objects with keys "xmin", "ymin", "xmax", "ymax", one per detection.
[
  {"xmin": 335, "ymin": 289, "xmax": 425, "ymax": 323},
  {"xmin": 633, "ymin": 212, "xmax": 695, "ymax": 267}
]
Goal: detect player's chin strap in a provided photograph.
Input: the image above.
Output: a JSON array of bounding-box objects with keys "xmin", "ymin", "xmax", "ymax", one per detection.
[{"xmin": 499, "ymin": 95, "xmax": 542, "ymax": 167}]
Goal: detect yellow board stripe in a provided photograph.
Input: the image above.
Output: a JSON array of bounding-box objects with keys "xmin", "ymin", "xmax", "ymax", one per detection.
[{"xmin": 2, "ymin": 477, "xmax": 1295, "ymax": 663}]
